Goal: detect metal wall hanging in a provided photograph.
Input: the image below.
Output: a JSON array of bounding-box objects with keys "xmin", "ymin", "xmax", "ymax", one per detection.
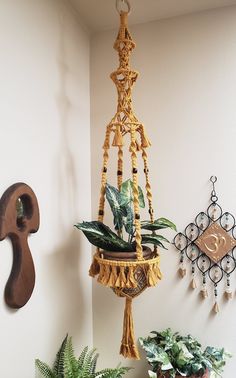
[
  {"xmin": 0, "ymin": 183, "xmax": 40, "ymax": 308},
  {"xmin": 174, "ymin": 176, "xmax": 236, "ymax": 313}
]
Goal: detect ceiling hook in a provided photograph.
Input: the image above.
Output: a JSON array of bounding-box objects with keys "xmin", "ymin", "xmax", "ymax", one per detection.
[{"xmin": 210, "ymin": 175, "xmax": 217, "ymax": 184}]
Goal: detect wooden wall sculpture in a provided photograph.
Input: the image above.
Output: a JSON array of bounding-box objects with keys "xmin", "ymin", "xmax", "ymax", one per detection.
[{"xmin": 0, "ymin": 183, "xmax": 40, "ymax": 309}]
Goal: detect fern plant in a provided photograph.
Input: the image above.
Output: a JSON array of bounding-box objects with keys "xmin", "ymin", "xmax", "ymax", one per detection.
[{"xmin": 35, "ymin": 335, "xmax": 131, "ymax": 378}]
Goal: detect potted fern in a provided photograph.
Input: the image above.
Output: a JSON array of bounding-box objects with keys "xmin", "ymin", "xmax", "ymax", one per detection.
[
  {"xmin": 139, "ymin": 328, "xmax": 231, "ymax": 378},
  {"xmin": 75, "ymin": 179, "xmax": 176, "ymax": 258},
  {"xmin": 35, "ymin": 335, "xmax": 131, "ymax": 378}
]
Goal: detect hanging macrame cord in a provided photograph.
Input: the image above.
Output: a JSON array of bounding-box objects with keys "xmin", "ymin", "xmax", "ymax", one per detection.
[{"xmin": 89, "ymin": 1, "xmax": 162, "ymax": 359}]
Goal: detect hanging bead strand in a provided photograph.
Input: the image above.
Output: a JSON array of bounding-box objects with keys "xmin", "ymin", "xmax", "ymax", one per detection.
[{"xmin": 200, "ymin": 258, "xmax": 208, "ymax": 299}]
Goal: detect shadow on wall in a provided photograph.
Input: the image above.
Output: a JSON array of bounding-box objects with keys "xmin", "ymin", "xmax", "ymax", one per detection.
[
  {"xmin": 43, "ymin": 230, "xmax": 85, "ymax": 340},
  {"xmin": 56, "ymin": 7, "xmax": 78, "ymax": 227},
  {"xmin": 43, "ymin": 6, "xmax": 86, "ymax": 344}
]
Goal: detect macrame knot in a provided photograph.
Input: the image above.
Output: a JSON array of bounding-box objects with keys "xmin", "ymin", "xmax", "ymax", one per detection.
[{"xmin": 112, "ymin": 125, "xmax": 124, "ymax": 146}]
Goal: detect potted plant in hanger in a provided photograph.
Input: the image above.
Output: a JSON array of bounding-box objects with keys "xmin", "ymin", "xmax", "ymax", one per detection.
[
  {"xmin": 75, "ymin": 179, "xmax": 176, "ymax": 360},
  {"xmin": 75, "ymin": 179, "xmax": 176, "ymax": 291},
  {"xmin": 139, "ymin": 328, "xmax": 231, "ymax": 378}
]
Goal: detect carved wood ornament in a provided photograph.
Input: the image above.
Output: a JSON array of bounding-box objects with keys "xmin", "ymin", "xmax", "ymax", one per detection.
[{"xmin": 0, "ymin": 183, "xmax": 40, "ymax": 309}]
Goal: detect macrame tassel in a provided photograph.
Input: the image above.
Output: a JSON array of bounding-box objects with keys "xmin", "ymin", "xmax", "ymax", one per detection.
[
  {"xmin": 97, "ymin": 264, "xmax": 111, "ymax": 286},
  {"xmin": 115, "ymin": 266, "xmax": 126, "ymax": 288},
  {"xmin": 178, "ymin": 267, "xmax": 186, "ymax": 278},
  {"xmin": 213, "ymin": 302, "xmax": 220, "ymax": 313},
  {"xmin": 126, "ymin": 266, "xmax": 137, "ymax": 288},
  {"xmin": 190, "ymin": 278, "xmax": 197, "ymax": 289},
  {"xmin": 200, "ymin": 287, "xmax": 208, "ymax": 299},
  {"xmin": 89, "ymin": 257, "xmax": 100, "ymax": 277},
  {"xmin": 107, "ymin": 265, "xmax": 118, "ymax": 287},
  {"xmin": 120, "ymin": 297, "xmax": 140, "ymax": 360},
  {"xmin": 141, "ymin": 129, "xmax": 151, "ymax": 148},
  {"xmin": 225, "ymin": 290, "xmax": 233, "ymax": 300},
  {"xmin": 147, "ymin": 264, "xmax": 161, "ymax": 287},
  {"xmin": 154, "ymin": 264, "xmax": 162, "ymax": 280},
  {"xmin": 100, "ymin": 265, "xmax": 111, "ymax": 286},
  {"xmin": 112, "ymin": 126, "xmax": 123, "ymax": 146},
  {"xmin": 97, "ymin": 264, "xmax": 105, "ymax": 284}
]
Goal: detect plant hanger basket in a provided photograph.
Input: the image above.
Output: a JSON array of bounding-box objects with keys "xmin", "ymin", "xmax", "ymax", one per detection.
[{"xmin": 89, "ymin": 5, "xmax": 162, "ymax": 360}]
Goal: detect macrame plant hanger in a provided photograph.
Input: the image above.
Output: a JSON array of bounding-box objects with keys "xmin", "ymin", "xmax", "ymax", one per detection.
[{"xmin": 89, "ymin": 0, "xmax": 161, "ymax": 359}]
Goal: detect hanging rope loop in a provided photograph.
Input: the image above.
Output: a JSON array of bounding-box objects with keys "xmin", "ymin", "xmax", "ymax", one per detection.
[
  {"xmin": 116, "ymin": 0, "xmax": 131, "ymax": 15},
  {"xmin": 210, "ymin": 175, "xmax": 218, "ymax": 203}
]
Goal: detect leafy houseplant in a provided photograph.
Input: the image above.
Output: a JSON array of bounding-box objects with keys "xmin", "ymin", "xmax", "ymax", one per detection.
[
  {"xmin": 75, "ymin": 179, "xmax": 176, "ymax": 253},
  {"xmin": 75, "ymin": 180, "xmax": 176, "ymax": 360},
  {"xmin": 35, "ymin": 335, "xmax": 131, "ymax": 378},
  {"xmin": 139, "ymin": 328, "xmax": 231, "ymax": 378}
]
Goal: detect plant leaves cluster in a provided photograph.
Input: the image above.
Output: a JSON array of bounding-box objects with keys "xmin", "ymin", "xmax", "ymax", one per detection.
[
  {"xmin": 35, "ymin": 335, "xmax": 131, "ymax": 378},
  {"xmin": 75, "ymin": 180, "xmax": 176, "ymax": 252},
  {"xmin": 139, "ymin": 329, "xmax": 232, "ymax": 378}
]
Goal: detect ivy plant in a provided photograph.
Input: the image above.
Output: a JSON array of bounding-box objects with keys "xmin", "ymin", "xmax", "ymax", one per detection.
[{"xmin": 139, "ymin": 328, "xmax": 232, "ymax": 378}]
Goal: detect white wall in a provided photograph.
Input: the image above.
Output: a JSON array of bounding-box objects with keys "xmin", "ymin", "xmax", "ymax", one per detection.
[
  {"xmin": 0, "ymin": 1, "xmax": 92, "ymax": 377},
  {"xmin": 91, "ymin": 6, "xmax": 236, "ymax": 377}
]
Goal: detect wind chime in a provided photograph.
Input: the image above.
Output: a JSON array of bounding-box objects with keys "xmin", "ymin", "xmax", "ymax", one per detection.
[
  {"xmin": 89, "ymin": 0, "xmax": 162, "ymax": 359},
  {"xmin": 174, "ymin": 176, "xmax": 236, "ymax": 313}
]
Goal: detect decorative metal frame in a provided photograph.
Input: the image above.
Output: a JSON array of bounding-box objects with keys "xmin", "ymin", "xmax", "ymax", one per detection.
[{"xmin": 174, "ymin": 176, "xmax": 236, "ymax": 313}]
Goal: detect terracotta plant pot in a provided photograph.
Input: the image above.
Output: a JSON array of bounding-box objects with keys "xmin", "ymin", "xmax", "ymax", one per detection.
[
  {"xmin": 101, "ymin": 245, "xmax": 153, "ymax": 261},
  {"xmin": 156, "ymin": 369, "xmax": 209, "ymax": 378}
]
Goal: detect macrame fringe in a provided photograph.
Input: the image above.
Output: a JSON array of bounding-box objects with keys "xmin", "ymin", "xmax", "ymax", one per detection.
[
  {"xmin": 89, "ymin": 257, "xmax": 100, "ymax": 277},
  {"xmin": 115, "ymin": 266, "xmax": 126, "ymax": 288},
  {"xmin": 120, "ymin": 297, "xmax": 140, "ymax": 360},
  {"xmin": 147, "ymin": 263, "xmax": 162, "ymax": 286},
  {"xmin": 96, "ymin": 263, "xmax": 138, "ymax": 288},
  {"xmin": 94, "ymin": 260, "xmax": 162, "ymax": 290},
  {"xmin": 126, "ymin": 267, "xmax": 138, "ymax": 288},
  {"xmin": 107, "ymin": 265, "xmax": 118, "ymax": 287},
  {"xmin": 112, "ymin": 126, "xmax": 123, "ymax": 146}
]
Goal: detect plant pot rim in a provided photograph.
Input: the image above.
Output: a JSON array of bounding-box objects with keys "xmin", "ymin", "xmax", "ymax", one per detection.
[
  {"xmin": 101, "ymin": 245, "xmax": 153, "ymax": 261},
  {"xmin": 156, "ymin": 368, "xmax": 209, "ymax": 378}
]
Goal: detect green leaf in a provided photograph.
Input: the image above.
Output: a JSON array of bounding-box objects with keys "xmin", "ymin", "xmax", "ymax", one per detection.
[
  {"xmin": 122, "ymin": 205, "xmax": 134, "ymax": 235},
  {"xmin": 75, "ymin": 221, "xmax": 135, "ymax": 252},
  {"xmin": 35, "ymin": 359, "xmax": 55, "ymax": 378},
  {"xmin": 64, "ymin": 337, "xmax": 78, "ymax": 378},
  {"xmin": 141, "ymin": 218, "xmax": 177, "ymax": 231},
  {"xmin": 120, "ymin": 179, "xmax": 145, "ymax": 208},
  {"xmin": 141, "ymin": 235, "xmax": 168, "ymax": 249},
  {"xmin": 148, "ymin": 371, "xmax": 156, "ymax": 378},
  {"xmin": 52, "ymin": 335, "xmax": 68, "ymax": 377},
  {"xmin": 105, "ymin": 184, "xmax": 124, "ymax": 232}
]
